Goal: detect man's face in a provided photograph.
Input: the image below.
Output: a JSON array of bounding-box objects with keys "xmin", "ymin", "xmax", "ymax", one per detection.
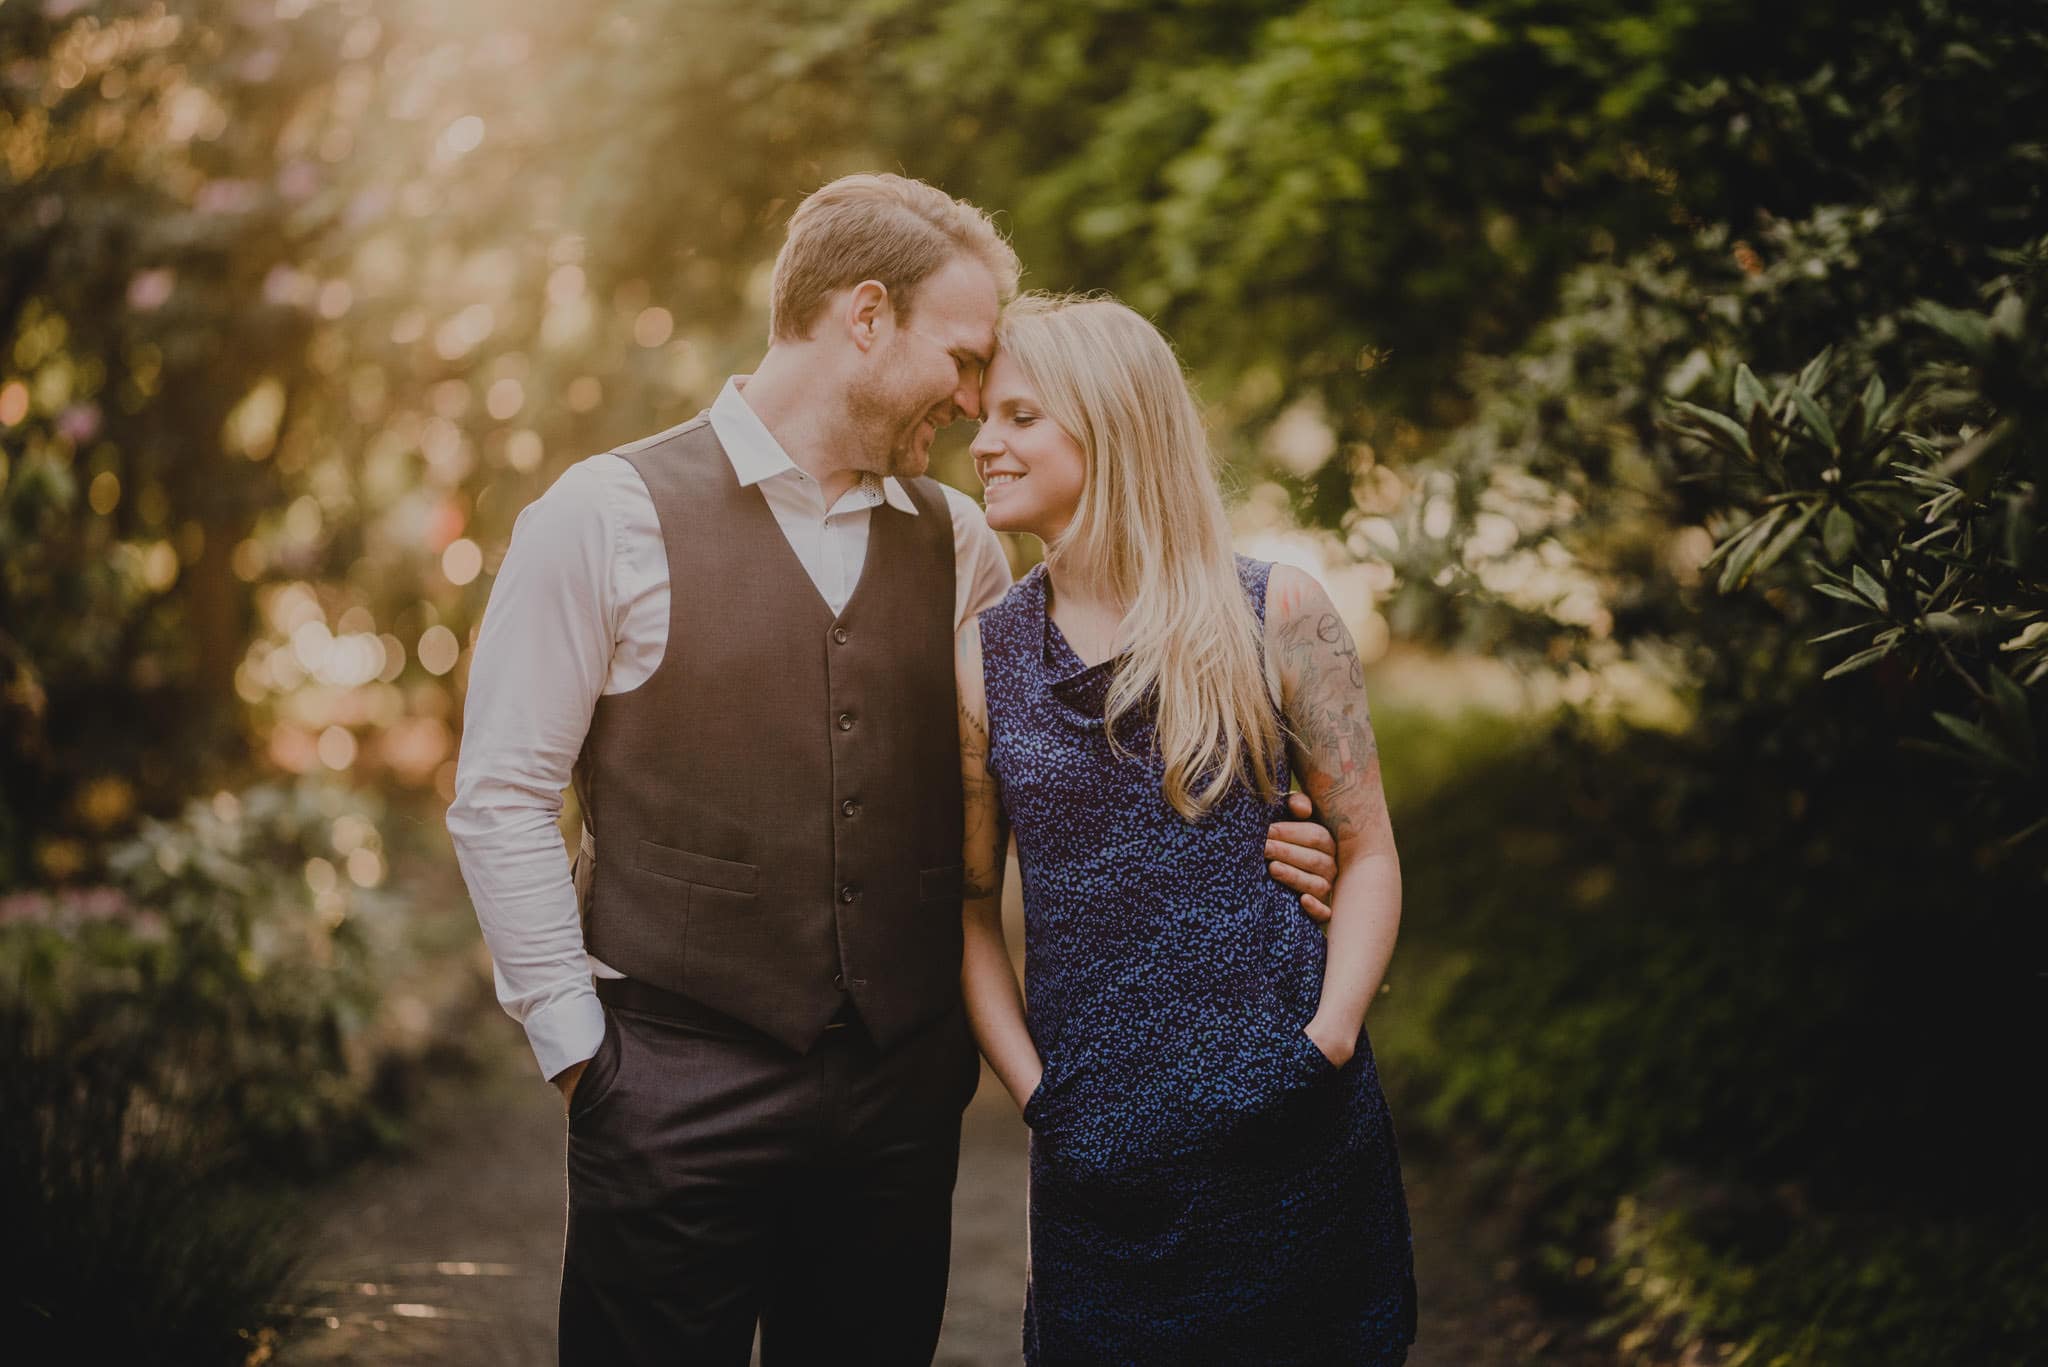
[{"xmin": 847, "ymin": 255, "xmax": 999, "ymax": 479}]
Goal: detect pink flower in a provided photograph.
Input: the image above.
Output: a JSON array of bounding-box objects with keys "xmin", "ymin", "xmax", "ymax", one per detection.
[
  {"xmin": 127, "ymin": 268, "xmax": 176, "ymax": 312},
  {"xmin": 56, "ymin": 403, "xmax": 100, "ymax": 444},
  {"xmin": 0, "ymin": 891, "xmax": 49, "ymax": 925}
]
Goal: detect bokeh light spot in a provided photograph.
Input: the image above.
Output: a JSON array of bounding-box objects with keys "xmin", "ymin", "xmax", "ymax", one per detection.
[
  {"xmin": 417, "ymin": 625, "xmax": 460, "ymax": 676},
  {"xmin": 441, "ymin": 537, "xmax": 482, "ymax": 586},
  {"xmin": 506, "ymin": 429, "xmax": 543, "ymax": 472},
  {"xmin": 2, "ymin": 381, "xmax": 32, "ymax": 426},
  {"xmin": 317, "ymin": 725, "xmax": 358, "ymax": 771},
  {"xmin": 437, "ymin": 114, "xmax": 485, "ymax": 161},
  {"xmin": 347, "ymin": 848, "xmax": 385, "ymax": 888},
  {"xmin": 485, "ymin": 377, "xmax": 524, "ymax": 420},
  {"xmin": 633, "ymin": 306, "xmax": 674, "ymax": 348}
]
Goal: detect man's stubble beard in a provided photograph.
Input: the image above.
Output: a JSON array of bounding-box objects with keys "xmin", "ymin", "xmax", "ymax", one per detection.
[{"xmin": 845, "ymin": 368, "xmax": 936, "ymax": 481}]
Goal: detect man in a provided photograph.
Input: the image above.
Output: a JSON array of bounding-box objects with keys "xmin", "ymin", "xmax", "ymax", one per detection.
[{"xmin": 447, "ymin": 173, "xmax": 1340, "ymax": 1364}]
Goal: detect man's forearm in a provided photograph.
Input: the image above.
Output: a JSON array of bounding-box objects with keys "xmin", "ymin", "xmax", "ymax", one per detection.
[{"xmin": 447, "ymin": 795, "xmax": 605, "ymax": 1080}]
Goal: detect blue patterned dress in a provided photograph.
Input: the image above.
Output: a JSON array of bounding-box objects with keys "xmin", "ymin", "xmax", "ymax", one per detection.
[{"xmin": 980, "ymin": 558, "xmax": 1416, "ymax": 1366}]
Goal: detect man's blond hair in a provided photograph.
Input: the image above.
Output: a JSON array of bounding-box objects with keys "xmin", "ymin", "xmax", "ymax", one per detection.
[{"xmin": 769, "ymin": 173, "xmax": 1019, "ymax": 343}]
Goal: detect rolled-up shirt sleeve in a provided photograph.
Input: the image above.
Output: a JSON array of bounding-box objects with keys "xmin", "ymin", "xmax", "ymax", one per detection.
[{"xmin": 446, "ymin": 460, "xmax": 617, "ymax": 1081}]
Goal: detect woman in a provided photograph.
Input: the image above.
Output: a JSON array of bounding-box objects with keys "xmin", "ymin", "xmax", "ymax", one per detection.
[{"xmin": 956, "ymin": 294, "xmax": 1417, "ymax": 1364}]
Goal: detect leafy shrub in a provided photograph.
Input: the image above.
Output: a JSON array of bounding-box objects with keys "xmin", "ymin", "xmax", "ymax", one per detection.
[
  {"xmin": 0, "ymin": 778, "xmax": 403, "ymax": 1358},
  {"xmin": 0, "ymin": 1001, "xmax": 298, "ymax": 1363},
  {"xmin": 1371, "ymin": 707, "xmax": 2046, "ymax": 1365},
  {"xmin": 1671, "ymin": 239, "xmax": 2046, "ymax": 852},
  {"xmin": 1, "ymin": 779, "xmax": 404, "ymax": 1171}
]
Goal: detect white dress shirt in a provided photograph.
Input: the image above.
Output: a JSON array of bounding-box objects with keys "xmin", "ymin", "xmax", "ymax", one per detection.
[{"xmin": 448, "ymin": 377, "xmax": 1014, "ymax": 1080}]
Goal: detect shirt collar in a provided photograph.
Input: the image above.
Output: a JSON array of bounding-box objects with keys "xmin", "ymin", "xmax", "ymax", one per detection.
[{"xmin": 710, "ymin": 376, "xmax": 919, "ymax": 515}]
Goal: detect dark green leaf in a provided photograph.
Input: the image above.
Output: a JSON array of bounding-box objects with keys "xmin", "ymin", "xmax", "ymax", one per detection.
[
  {"xmin": 1908, "ymin": 300, "xmax": 1992, "ymax": 356},
  {"xmin": 1812, "ymin": 581, "xmax": 1875, "ymax": 607},
  {"xmin": 1668, "ymin": 400, "xmax": 1753, "ymax": 459},
  {"xmin": 1699, "ymin": 509, "xmax": 1772, "ymax": 571},
  {"xmin": 1859, "ymin": 374, "xmax": 1886, "ymax": 433},
  {"xmin": 1733, "ymin": 364, "xmax": 1768, "ymax": 419},
  {"xmin": 1822, "ymin": 504, "xmax": 1856, "ymax": 562},
  {"xmin": 1796, "ymin": 346, "xmax": 1835, "ymax": 394},
  {"xmin": 1935, "ymin": 419, "xmax": 2011, "ymax": 479},
  {"xmin": 1987, "ymin": 666, "xmax": 2035, "ymax": 759},
  {"xmin": 1790, "ymin": 386, "xmax": 1837, "ymax": 451},
  {"xmin": 1718, "ymin": 505, "xmax": 1787, "ymax": 593},
  {"xmin": 1745, "ymin": 501, "xmax": 1821, "ymax": 582},
  {"xmin": 1821, "ymin": 644, "xmax": 1891, "ymax": 679},
  {"xmin": 1746, "ymin": 402, "xmax": 1784, "ymax": 479},
  {"xmin": 1932, "ymin": 712, "xmax": 2028, "ymax": 774}
]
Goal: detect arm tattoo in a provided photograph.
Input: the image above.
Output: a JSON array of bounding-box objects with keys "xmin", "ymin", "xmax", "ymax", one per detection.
[
  {"xmin": 1276, "ymin": 610, "xmax": 1382, "ymax": 840},
  {"xmin": 1315, "ymin": 612, "xmax": 1366, "ymax": 688},
  {"xmin": 960, "ymin": 696, "xmax": 1006, "ymax": 899}
]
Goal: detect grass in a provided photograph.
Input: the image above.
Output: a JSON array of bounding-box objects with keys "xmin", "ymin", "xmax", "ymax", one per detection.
[{"xmin": 1, "ymin": 1007, "xmax": 302, "ymax": 1363}]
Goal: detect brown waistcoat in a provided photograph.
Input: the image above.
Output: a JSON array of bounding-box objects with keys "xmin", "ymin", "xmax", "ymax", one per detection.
[{"xmin": 570, "ymin": 416, "xmax": 965, "ymax": 1053}]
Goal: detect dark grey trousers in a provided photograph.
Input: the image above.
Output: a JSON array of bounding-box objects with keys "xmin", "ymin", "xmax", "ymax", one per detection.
[{"xmin": 559, "ymin": 985, "xmax": 980, "ymax": 1366}]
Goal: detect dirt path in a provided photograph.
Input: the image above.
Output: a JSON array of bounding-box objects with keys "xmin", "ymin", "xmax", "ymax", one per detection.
[{"xmin": 279, "ymin": 1008, "xmax": 1597, "ymax": 1365}]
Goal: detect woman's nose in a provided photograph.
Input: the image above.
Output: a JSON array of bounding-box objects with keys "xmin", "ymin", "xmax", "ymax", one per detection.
[{"xmin": 969, "ymin": 425, "xmax": 1000, "ymax": 459}]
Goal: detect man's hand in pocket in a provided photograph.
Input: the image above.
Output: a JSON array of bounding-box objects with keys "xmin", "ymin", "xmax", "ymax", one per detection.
[{"xmin": 553, "ymin": 1058, "xmax": 590, "ymax": 1113}]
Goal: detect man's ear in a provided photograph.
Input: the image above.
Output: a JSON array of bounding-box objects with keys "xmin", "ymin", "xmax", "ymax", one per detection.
[{"xmin": 846, "ymin": 279, "xmax": 891, "ymax": 353}]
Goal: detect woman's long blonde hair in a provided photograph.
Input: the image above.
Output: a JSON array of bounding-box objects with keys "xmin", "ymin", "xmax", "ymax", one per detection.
[{"xmin": 996, "ymin": 293, "xmax": 1282, "ymax": 821}]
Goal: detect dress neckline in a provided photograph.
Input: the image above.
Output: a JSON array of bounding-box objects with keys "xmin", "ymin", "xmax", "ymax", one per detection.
[{"xmin": 1033, "ymin": 565, "xmax": 1125, "ymax": 686}]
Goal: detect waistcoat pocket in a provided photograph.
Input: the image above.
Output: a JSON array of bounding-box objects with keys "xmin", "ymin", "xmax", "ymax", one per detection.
[{"xmin": 636, "ymin": 840, "xmax": 759, "ymax": 895}]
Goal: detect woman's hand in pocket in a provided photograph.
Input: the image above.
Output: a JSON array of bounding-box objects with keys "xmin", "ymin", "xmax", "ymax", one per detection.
[
  {"xmin": 1302, "ymin": 1016, "xmax": 1356, "ymax": 1070},
  {"xmin": 1016, "ymin": 1059, "xmax": 1046, "ymax": 1113}
]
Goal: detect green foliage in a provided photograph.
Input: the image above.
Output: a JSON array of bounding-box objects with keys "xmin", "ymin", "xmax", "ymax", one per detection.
[
  {"xmin": 1371, "ymin": 708, "xmax": 2046, "ymax": 1365},
  {"xmin": 1366, "ymin": 4, "xmax": 2048, "ymax": 873},
  {"xmin": 1, "ymin": 777, "xmax": 403, "ymax": 1356},
  {"xmin": 0, "ymin": 0, "xmax": 366, "ymax": 877},
  {"xmin": 868, "ymin": 0, "xmax": 1773, "ymax": 426},
  {"xmin": 1672, "ymin": 251, "xmax": 2045, "ymax": 840},
  {"xmin": 0, "ymin": 1001, "xmax": 299, "ymax": 1363},
  {"xmin": 1, "ymin": 779, "xmax": 403, "ymax": 1171}
]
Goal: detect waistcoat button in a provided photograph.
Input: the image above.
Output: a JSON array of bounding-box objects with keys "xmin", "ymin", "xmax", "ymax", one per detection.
[
  {"xmin": 832, "ymin": 626, "xmax": 849, "ymax": 645},
  {"xmin": 837, "ymin": 712, "xmax": 855, "ymax": 731},
  {"xmin": 840, "ymin": 798, "xmax": 860, "ymax": 818},
  {"xmin": 839, "ymin": 883, "xmax": 860, "ymax": 904}
]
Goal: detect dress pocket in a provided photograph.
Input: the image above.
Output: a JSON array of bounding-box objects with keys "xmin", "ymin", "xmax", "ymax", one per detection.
[
  {"xmin": 1022, "ymin": 1044, "xmax": 1064, "ymax": 1130},
  {"xmin": 1289, "ymin": 1023, "xmax": 1343, "ymax": 1080},
  {"xmin": 1021, "ymin": 1071, "xmax": 1052, "ymax": 1129}
]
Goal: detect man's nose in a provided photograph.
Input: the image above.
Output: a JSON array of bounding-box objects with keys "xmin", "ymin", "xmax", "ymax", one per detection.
[{"xmin": 954, "ymin": 377, "xmax": 984, "ymax": 421}]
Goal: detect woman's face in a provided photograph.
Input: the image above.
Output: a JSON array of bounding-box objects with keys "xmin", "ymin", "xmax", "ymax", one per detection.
[{"xmin": 970, "ymin": 352, "xmax": 1088, "ymax": 541}]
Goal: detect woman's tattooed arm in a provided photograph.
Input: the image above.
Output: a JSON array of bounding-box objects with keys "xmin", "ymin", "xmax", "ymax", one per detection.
[
  {"xmin": 1266, "ymin": 564, "xmax": 1404, "ymax": 1059},
  {"xmin": 1269, "ymin": 572, "xmax": 1387, "ymax": 845}
]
